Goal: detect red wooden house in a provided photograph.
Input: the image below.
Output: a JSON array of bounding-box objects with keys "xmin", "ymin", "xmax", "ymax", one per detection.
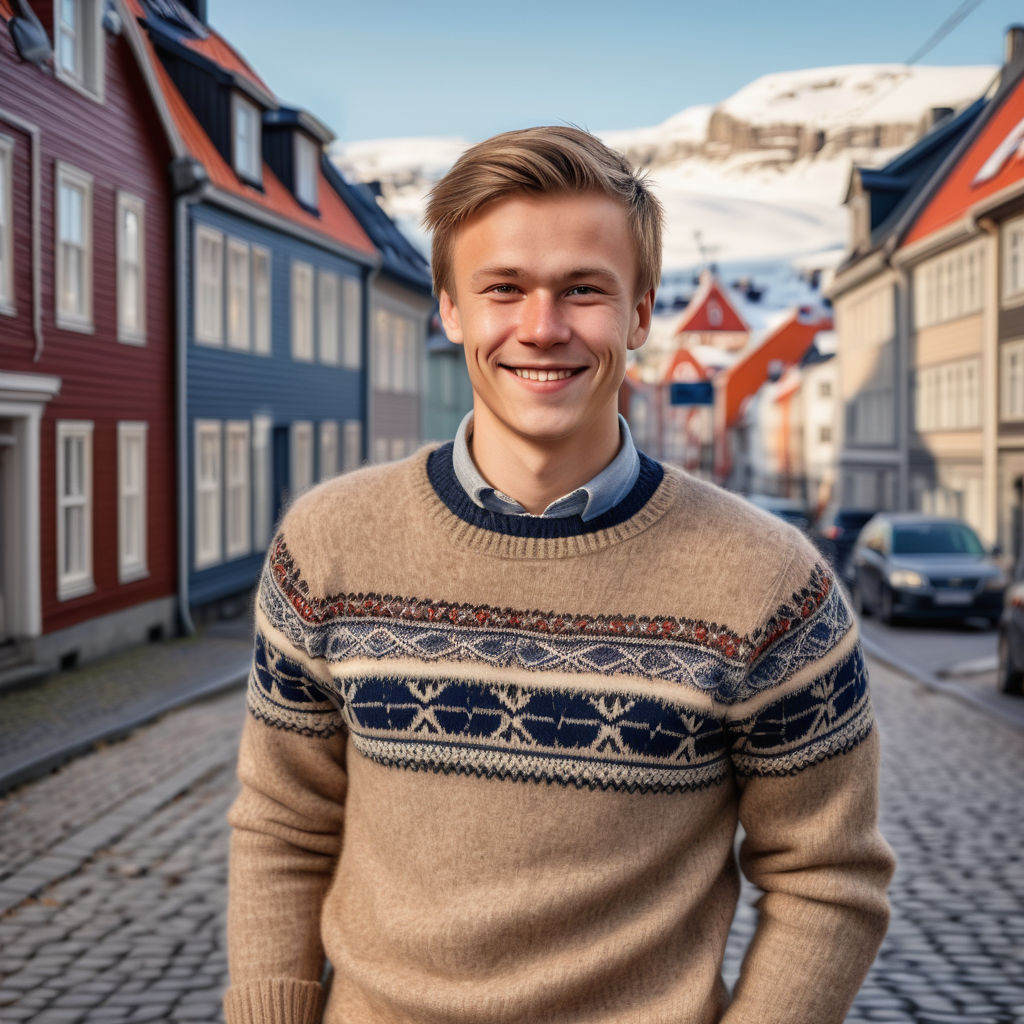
[{"xmin": 0, "ymin": 0, "xmax": 180, "ymax": 674}]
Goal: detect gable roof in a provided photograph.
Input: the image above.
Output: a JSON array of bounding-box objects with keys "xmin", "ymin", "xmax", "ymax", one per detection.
[
  {"xmin": 903, "ymin": 68, "xmax": 1024, "ymax": 246},
  {"xmin": 674, "ymin": 274, "xmax": 749, "ymax": 335},
  {"xmin": 124, "ymin": 0, "xmax": 375, "ymax": 260}
]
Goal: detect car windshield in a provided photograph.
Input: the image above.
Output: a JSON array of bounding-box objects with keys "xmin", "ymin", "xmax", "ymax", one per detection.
[{"xmin": 891, "ymin": 523, "xmax": 985, "ymax": 556}]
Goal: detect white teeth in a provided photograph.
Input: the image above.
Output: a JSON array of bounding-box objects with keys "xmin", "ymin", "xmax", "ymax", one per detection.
[{"xmin": 512, "ymin": 368, "xmax": 576, "ymax": 382}]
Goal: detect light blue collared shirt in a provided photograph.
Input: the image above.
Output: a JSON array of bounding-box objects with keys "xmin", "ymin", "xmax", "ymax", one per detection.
[{"xmin": 452, "ymin": 412, "xmax": 640, "ymax": 522}]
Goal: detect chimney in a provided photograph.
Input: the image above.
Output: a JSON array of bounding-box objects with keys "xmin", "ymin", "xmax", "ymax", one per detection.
[
  {"xmin": 1006, "ymin": 24, "xmax": 1024, "ymax": 67},
  {"xmin": 929, "ymin": 107, "xmax": 953, "ymax": 128}
]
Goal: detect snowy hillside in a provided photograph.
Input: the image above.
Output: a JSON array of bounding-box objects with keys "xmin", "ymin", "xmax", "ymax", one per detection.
[{"xmin": 331, "ymin": 64, "xmax": 996, "ymax": 290}]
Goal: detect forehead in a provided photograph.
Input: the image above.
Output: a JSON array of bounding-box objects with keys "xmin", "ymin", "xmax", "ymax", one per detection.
[{"xmin": 451, "ymin": 192, "xmax": 636, "ymax": 282}]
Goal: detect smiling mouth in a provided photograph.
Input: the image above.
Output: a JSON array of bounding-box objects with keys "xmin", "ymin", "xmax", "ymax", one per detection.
[{"xmin": 508, "ymin": 367, "xmax": 583, "ymax": 382}]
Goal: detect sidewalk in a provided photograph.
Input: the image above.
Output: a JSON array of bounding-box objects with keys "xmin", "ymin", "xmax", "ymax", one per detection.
[{"xmin": 0, "ymin": 619, "xmax": 253, "ymax": 795}]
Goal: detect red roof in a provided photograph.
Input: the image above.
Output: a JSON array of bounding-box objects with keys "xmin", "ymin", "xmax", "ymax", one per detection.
[
  {"xmin": 904, "ymin": 74, "xmax": 1024, "ymax": 247},
  {"xmin": 0, "ymin": 1, "xmax": 12, "ymax": 17},
  {"xmin": 123, "ymin": 0, "xmax": 374, "ymax": 258},
  {"xmin": 661, "ymin": 348, "xmax": 709, "ymax": 385},
  {"xmin": 674, "ymin": 276, "xmax": 749, "ymax": 335}
]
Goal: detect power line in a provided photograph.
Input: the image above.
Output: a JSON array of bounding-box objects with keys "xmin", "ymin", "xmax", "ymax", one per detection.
[{"xmin": 904, "ymin": 0, "xmax": 986, "ymax": 66}]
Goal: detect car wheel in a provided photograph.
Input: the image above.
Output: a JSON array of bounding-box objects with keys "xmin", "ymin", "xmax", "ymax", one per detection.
[
  {"xmin": 997, "ymin": 632, "xmax": 1024, "ymax": 696},
  {"xmin": 880, "ymin": 585, "xmax": 896, "ymax": 626}
]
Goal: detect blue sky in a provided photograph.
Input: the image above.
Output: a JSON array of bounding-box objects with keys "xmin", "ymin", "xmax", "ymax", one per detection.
[{"xmin": 206, "ymin": 0, "xmax": 1024, "ymax": 143}]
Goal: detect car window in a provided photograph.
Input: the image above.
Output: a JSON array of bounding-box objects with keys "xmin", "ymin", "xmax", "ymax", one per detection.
[{"xmin": 891, "ymin": 523, "xmax": 984, "ymax": 556}]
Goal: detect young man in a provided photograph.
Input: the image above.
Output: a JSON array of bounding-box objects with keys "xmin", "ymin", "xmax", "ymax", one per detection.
[{"xmin": 224, "ymin": 126, "xmax": 894, "ymax": 1024}]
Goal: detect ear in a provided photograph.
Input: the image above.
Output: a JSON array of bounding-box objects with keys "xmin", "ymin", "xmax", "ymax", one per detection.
[
  {"xmin": 438, "ymin": 289, "xmax": 463, "ymax": 345},
  {"xmin": 627, "ymin": 287, "xmax": 655, "ymax": 351}
]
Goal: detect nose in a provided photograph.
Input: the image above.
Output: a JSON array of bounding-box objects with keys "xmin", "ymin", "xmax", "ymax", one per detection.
[{"xmin": 515, "ymin": 293, "xmax": 571, "ymax": 348}]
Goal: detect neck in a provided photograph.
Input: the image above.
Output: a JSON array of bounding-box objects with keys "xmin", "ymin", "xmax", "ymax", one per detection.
[{"xmin": 468, "ymin": 406, "xmax": 621, "ymax": 515}]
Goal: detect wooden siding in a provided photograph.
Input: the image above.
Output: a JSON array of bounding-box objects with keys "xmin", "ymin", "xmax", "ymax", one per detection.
[
  {"xmin": 161, "ymin": 49, "xmax": 232, "ymax": 171},
  {"xmin": 912, "ymin": 313, "xmax": 983, "ymax": 366},
  {"xmin": 0, "ymin": 16, "xmax": 177, "ymax": 637},
  {"xmin": 187, "ymin": 203, "xmax": 365, "ymax": 604}
]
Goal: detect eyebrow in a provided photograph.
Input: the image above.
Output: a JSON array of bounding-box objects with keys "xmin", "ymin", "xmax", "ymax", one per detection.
[{"xmin": 469, "ymin": 266, "xmax": 622, "ymax": 285}]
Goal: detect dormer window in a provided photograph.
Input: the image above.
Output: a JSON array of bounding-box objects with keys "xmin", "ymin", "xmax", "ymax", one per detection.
[
  {"xmin": 54, "ymin": 0, "xmax": 104, "ymax": 100},
  {"xmin": 295, "ymin": 133, "xmax": 318, "ymax": 209},
  {"xmin": 232, "ymin": 94, "xmax": 261, "ymax": 183}
]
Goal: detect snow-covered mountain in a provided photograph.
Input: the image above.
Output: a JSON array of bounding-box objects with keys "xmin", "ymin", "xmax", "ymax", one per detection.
[{"xmin": 331, "ymin": 64, "xmax": 996, "ymax": 305}]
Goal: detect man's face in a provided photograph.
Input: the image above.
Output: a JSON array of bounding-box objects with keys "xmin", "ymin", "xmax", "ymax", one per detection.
[{"xmin": 439, "ymin": 192, "xmax": 653, "ymax": 458}]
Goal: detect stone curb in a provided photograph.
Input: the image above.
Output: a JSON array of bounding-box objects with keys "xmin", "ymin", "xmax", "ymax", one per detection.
[
  {"xmin": 861, "ymin": 636, "xmax": 1024, "ymax": 731},
  {"xmin": 0, "ymin": 662, "xmax": 249, "ymax": 797}
]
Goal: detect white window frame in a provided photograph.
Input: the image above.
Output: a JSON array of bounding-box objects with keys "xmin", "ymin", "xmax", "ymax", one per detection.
[
  {"xmin": 319, "ymin": 421, "xmax": 338, "ymax": 481},
  {"xmin": 232, "ymin": 93, "xmax": 261, "ymax": 184},
  {"xmin": 341, "ymin": 276, "xmax": 361, "ymax": 369},
  {"xmin": 1002, "ymin": 339, "xmax": 1024, "ymax": 422},
  {"xmin": 295, "ymin": 133, "xmax": 319, "ymax": 208},
  {"xmin": 56, "ymin": 420, "xmax": 93, "ymax": 600},
  {"xmin": 252, "ymin": 414, "xmax": 273, "ymax": 548},
  {"xmin": 0, "ymin": 135, "xmax": 13, "ymax": 314},
  {"xmin": 117, "ymin": 421, "xmax": 148, "ymax": 582},
  {"xmin": 194, "ymin": 420, "xmax": 222, "ymax": 570},
  {"xmin": 116, "ymin": 192, "xmax": 146, "ymax": 344},
  {"xmin": 343, "ymin": 419, "xmax": 362, "ymax": 471},
  {"xmin": 195, "ymin": 225, "xmax": 224, "ymax": 345},
  {"xmin": 54, "ymin": 0, "xmax": 104, "ymax": 102},
  {"xmin": 291, "ymin": 420, "xmax": 314, "ymax": 495},
  {"xmin": 291, "ymin": 260, "xmax": 314, "ymax": 361},
  {"xmin": 317, "ymin": 269, "xmax": 339, "ymax": 364},
  {"xmin": 225, "ymin": 420, "xmax": 251, "ymax": 558},
  {"xmin": 55, "ymin": 161, "xmax": 93, "ymax": 332},
  {"xmin": 1004, "ymin": 216, "xmax": 1024, "ymax": 305},
  {"xmin": 226, "ymin": 237, "xmax": 251, "ymax": 351},
  {"xmin": 252, "ymin": 245, "xmax": 271, "ymax": 356}
]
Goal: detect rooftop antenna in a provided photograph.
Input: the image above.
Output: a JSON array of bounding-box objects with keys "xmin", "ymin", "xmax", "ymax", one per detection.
[{"xmin": 692, "ymin": 230, "xmax": 720, "ymax": 276}]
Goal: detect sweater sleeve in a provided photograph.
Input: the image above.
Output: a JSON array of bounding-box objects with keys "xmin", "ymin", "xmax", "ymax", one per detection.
[
  {"xmin": 224, "ymin": 540, "xmax": 347, "ymax": 1024},
  {"xmin": 719, "ymin": 553, "xmax": 895, "ymax": 1024}
]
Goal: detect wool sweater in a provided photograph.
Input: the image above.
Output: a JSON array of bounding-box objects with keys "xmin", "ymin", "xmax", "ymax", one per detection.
[{"xmin": 224, "ymin": 445, "xmax": 895, "ymax": 1024}]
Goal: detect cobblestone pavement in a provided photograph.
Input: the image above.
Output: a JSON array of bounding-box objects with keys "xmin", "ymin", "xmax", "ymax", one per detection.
[{"xmin": 1, "ymin": 657, "xmax": 1022, "ymax": 1023}]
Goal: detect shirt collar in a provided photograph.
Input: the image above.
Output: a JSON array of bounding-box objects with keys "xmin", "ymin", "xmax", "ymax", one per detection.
[{"xmin": 452, "ymin": 412, "xmax": 641, "ymax": 522}]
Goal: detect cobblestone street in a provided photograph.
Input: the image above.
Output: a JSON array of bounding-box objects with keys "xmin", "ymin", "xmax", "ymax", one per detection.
[{"xmin": 1, "ymin": 656, "xmax": 1022, "ymax": 1024}]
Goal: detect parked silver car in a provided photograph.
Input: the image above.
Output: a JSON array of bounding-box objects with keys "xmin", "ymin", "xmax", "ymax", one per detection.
[{"xmin": 848, "ymin": 514, "xmax": 1006, "ymax": 626}]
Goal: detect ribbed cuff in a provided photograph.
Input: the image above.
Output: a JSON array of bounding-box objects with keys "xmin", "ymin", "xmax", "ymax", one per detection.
[{"xmin": 224, "ymin": 978, "xmax": 325, "ymax": 1024}]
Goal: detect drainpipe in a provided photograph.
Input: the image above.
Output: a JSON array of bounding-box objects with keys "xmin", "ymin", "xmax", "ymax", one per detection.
[
  {"xmin": 170, "ymin": 157, "xmax": 209, "ymax": 636},
  {"xmin": 363, "ymin": 265, "xmax": 380, "ymax": 463},
  {"xmin": 0, "ymin": 110, "xmax": 42, "ymax": 360}
]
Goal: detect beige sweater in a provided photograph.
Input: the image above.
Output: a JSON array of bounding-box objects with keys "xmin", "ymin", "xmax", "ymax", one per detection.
[{"xmin": 225, "ymin": 446, "xmax": 894, "ymax": 1024}]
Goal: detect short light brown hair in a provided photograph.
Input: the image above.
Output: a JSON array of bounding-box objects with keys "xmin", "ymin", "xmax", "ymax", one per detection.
[{"xmin": 424, "ymin": 125, "xmax": 663, "ymax": 301}]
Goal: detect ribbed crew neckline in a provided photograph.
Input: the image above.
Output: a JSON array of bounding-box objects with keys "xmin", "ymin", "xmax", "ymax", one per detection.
[{"xmin": 417, "ymin": 443, "xmax": 676, "ymax": 559}]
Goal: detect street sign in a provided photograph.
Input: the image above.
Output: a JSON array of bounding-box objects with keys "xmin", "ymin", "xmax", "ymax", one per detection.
[{"xmin": 670, "ymin": 381, "xmax": 713, "ymax": 405}]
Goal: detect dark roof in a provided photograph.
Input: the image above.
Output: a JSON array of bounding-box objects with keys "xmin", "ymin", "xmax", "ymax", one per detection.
[{"xmin": 322, "ymin": 158, "xmax": 433, "ymax": 295}]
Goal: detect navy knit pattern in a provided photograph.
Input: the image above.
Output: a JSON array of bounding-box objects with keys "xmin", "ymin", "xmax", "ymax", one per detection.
[{"xmin": 426, "ymin": 442, "xmax": 665, "ymax": 537}]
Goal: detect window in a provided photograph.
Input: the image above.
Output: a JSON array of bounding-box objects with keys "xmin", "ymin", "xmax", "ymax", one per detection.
[
  {"xmin": 318, "ymin": 270, "xmax": 339, "ymax": 364},
  {"xmin": 817, "ymin": 380, "xmax": 831, "ymax": 399},
  {"xmin": 1002, "ymin": 340, "xmax": 1024, "ymax": 421},
  {"xmin": 54, "ymin": 0, "xmax": 103, "ymax": 99},
  {"xmin": 56, "ymin": 420, "xmax": 93, "ymax": 599},
  {"xmin": 291, "ymin": 261, "xmax": 314, "ymax": 360},
  {"xmin": 194, "ymin": 420, "xmax": 221, "ymax": 569},
  {"xmin": 117, "ymin": 193, "xmax": 145, "ymax": 343},
  {"xmin": 341, "ymin": 276, "xmax": 361, "ymax": 368},
  {"xmin": 195, "ymin": 226, "xmax": 224, "ymax": 344},
  {"xmin": 916, "ymin": 358, "xmax": 982, "ymax": 430},
  {"xmin": 225, "ymin": 421, "xmax": 251, "ymax": 558},
  {"xmin": 232, "ymin": 94, "xmax": 261, "ymax": 183},
  {"xmin": 252, "ymin": 246, "xmax": 271, "ymax": 355},
  {"xmin": 373, "ymin": 436, "xmax": 389, "ymax": 464},
  {"xmin": 227, "ymin": 238, "xmax": 250, "ymax": 350},
  {"xmin": 1004, "ymin": 217, "xmax": 1024, "ymax": 303},
  {"xmin": 818, "ymin": 425, "xmax": 832, "ymax": 444},
  {"xmin": 914, "ymin": 241, "xmax": 985, "ymax": 327},
  {"xmin": 252, "ymin": 415, "xmax": 272, "ymax": 548},
  {"xmin": 343, "ymin": 420, "xmax": 362, "ymax": 471},
  {"xmin": 291, "ymin": 421, "xmax": 314, "ymax": 495},
  {"xmin": 56, "ymin": 162, "xmax": 93, "ymax": 330},
  {"xmin": 117, "ymin": 422, "xmax": 147, "ymax": 582},
  {"xmin": 319, "ymin": 422, "xmax": 339, "ymax": 480},
  {"xmin": 0, "ymin": 135, "xmax": 12, "ymax": 312},
  {"xmin": 295, "ymin": 133, "xmax": 318, "ymax": 208}
]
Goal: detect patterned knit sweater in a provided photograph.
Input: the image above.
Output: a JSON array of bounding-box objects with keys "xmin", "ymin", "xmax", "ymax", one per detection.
[{"xmin": 224, "ymin": 445, "xmax": 894, "ymax": 1024}]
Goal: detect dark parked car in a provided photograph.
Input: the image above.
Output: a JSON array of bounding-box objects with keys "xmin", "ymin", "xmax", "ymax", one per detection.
[
  {"xmin": 744, "ymin": 494, "xmax": 811, "ymax": 533},
  {"xmin": 848, "ymin": 513, "xmax": 1006, "ymax": 626},
  {"xmin": 813, "ymin": 507, "xmax": 876, "ymax": 573},
  {"xmin": 997, "ymin": 560, "xmax": 1024, "ymax": 695}
]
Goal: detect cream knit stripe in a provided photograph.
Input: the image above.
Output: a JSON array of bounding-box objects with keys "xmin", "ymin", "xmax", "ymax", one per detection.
[
  {"xmin": 254, "ymin": 603, "xmax": 333, "ymax": 687},
  {"xmin": 223, "ymin": 978, "xmax": 324, "ymax": 1024}
]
